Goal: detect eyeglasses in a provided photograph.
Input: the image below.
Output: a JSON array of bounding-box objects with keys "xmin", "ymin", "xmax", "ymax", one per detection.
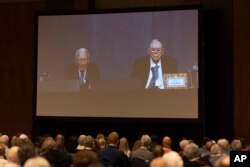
[{"xmin": 150, "ymin": 48, "xmax": 162, "ymax": 53}]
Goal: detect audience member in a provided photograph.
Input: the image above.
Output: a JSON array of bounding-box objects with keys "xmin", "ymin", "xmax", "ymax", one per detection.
[
  {"xmin": 230, "ymin": 139, "xmax": 242, "ymax": 151},
  {"xmin": 99, "ymin": 132, "xmax": 130, "ymax": 167},
  {"xmin": 18, "ymin": 143, "xmax": 36, "ymax": 166},
  {"xmin": 23, "ymin": 156, "xmax": 51, "ymax": 167},
  {"xmin": 209, "ymin": 144, "xmax": 222, "ymax": 166},
  {"xmin": 119, "ymin": 137, "xmax": 131, "ymax": 158},
  {"xmin": 131, "ymin": 134, "xmax": 153, "ymax": 163},
  {"xmin": 6, "ymin": 146, "xmax": 20, "ymax": 167},
  {"xmin": 150, "ymin": 157, "xmax": 166, "ymax": 167},
  {"xmin": 0, "ymin": 143, "xmax": 7, "ymax": 167},
  {"xmin": 179, "ymin": 139, "xmax": 191, "ymax": 157},
  {"xmin": 71, "ymin": 150, "xmax": 101, "ymax": 167},
  {"xmin": 214, "ymin": 155, "xmax": 230, "ymax": 167},
  {"xmin": 217, "ymin": 139, "xmax": 229, "ymax": 155},
  {"xmin": 183, "ymin": 142, "xmax": 211, "ymax": 167},
  {"xmin": 42, "ymin": 137, "xmax": 72, "ymax": 167},
  {"xmin": 239, "ymin": 138, "xmax": 249, "ymax": 151},
  {"xmin": 0, "ymin": 133, "xmax": 243, "ymax": 167},
  {"xmin": 162, "ymin": 136, "xmax": 172, "ymax": 154},
  {"xmin": 152, "ymin": 145, "xmax": 164, "ymax": 158},
  {"xmin": 77, "ymin": 135, "xmax": 86, "ymax": 151},
  {"xmin": 131, "ymin": 140, "xmax": 142, "ymax": 154},
  {"xmin": 83, "ymin": 136, "xmax": 95, "ymax": 152},
  {"xmin": 96, "ymin": 134, "xmax": 105, "ymax": 140},
  {"xmin": 98, "ymin": 138, "xmax": 106, "ymax": 150},
  {"xmin": 65, "ymin": 135, "xmax": 78, "ymax": 154},
  {"xmin": 0, "ymin": 134, "xmax": 9, "ymax": 155},
  {"xmin": 163, "ymin": 151, "xmax": 183, "ymax": 167}
]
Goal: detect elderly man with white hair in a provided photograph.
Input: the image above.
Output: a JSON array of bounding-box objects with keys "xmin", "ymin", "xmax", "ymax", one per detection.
[
  {"xmin": 163, "ymin": 151, "xmax": 183, "ymax": 167},
  {"xmin": 24, "ymin": 157, "xmax": 51, "ymax": 167},
  {"xmin": 131, "ymin": 134, "xmax": 153, "ymax": 165},
  {"xmin": 131, "ymin": 39, "xmax": 177, "ymax": 89},
  {"xmin": 65, "ymin": 48, "xmax": 100, "ymax": 90},
  {"xmin": 183, "ymin": 142, "xmax": 212, "ymax": 167}
]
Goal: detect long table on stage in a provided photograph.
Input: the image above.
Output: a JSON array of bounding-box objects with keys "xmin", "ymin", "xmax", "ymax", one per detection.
[{"xmin": 37, "ymin": 89, "xmax": 198, "ymax": 118}]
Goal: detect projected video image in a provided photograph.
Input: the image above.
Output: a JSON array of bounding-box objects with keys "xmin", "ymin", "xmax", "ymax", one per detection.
[{"xmin": 36, "ymin": 9, "xmax": 199, "ymax": 118}]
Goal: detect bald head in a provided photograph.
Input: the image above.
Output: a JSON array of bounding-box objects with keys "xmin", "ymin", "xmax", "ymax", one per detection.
[
  {"xmin": 150, "ymin": 157, "xmax": 167, "ymax": 167},
  {"xmin": 7, "ymin": 146, "xmax": 20, "ymax": 164},
  {"xmin": 162, "ymin": 136, "xmax": 172, "ymax": 148}
]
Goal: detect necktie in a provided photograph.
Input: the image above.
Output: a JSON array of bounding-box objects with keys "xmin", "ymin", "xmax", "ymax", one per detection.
[
  {"xmin": 148, "ymin": 64, "xmax": 159, "ymax": 88},
  {"xmin": 80, "ymin": 70, "xmax": 85, "ymax": 85}
]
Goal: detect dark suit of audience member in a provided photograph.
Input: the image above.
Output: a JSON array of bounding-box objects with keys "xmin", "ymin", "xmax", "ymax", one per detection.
[
  {"xmin": 42, "ymin": 138, "xmax": 72, "ymax": 167},
  {"xmin": 131, "ymin": 135, "xmax": 153, "ymax": 167},
  {"xmin": 131, "ymin": 39, "xmax": 177, "ymax": 89},
  {"xmin": 65, "ymin": 48, "xmax": 100, "ymax": 90},
  {"xmin": 99, "ymin": 132, "xmax": 130, "ymax": 167}
]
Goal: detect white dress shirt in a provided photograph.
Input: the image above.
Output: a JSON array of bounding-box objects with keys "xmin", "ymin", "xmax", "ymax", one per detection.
[{"xmin": 145, "ymin": 59, "xmax": 164, "ymax": 89}]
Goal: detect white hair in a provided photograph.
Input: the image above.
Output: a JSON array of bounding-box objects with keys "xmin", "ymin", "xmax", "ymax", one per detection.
[
  {"xmin": 24, "ymin": 157, "xmax": 51, "ymax": 167},
  {"xmin": 183, "ymin": 143, "xmax": 199, "ymax": 160},
  {"xmin": 19, "ymin": 134, "xmax": 28, "ymax": 140},
  {"xmin": 163, "ymin": 151, "xmax": 183, "ymax": 167},
  {"xmin": 75, "ymin": 48, "xmax": 89, "ymax": 58},
  {"xmin": 78, "ymin": 135, "xmax": 86, "ymax": 145},
  {"xmin": 217, "ymin": 138, "xmax": 229, "ymax": 154},
  {"xmin": 149, "ymin": 39, "xmax": 163, "ymax": 48},
  {"xmin": 179, "ymin": 139, "xmax": 190, "ymax": 151}
]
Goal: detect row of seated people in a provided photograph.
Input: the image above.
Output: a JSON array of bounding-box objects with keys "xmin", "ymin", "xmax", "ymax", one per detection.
[{"xmin": 0, "ymin": 132, "xmax": 249, "ymax": 167}]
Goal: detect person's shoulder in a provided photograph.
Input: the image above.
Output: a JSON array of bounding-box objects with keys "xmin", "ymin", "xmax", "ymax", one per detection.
[
  {"xmin": 162, "ymin": 55, "xmax": 176, "ymax": 61},
  {"xmin": 88, "ymin": 62, "xmax": 99, "ymax": 70},
  {"xmin": 136, "ymin": 56, "xmax": 149, "ymax": 61},
  {"xmin": 133, "ymin": 56, "xmax": 150, "ymax": 66}
]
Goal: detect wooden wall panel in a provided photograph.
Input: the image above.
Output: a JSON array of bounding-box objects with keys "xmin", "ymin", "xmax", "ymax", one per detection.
[
  {"xmin": 234, "ymin": 0, "xmax": 250, "ymax": 143},
  {"xmin": 95, "ymin": 0, "xmax": 200, "ymax": 9},
  {"xmin": 0, "ymin": 1, "xmax": 45, "ymax": 137}
]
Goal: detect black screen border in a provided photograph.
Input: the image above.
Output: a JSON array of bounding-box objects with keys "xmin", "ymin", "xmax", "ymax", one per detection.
[{"xmin": 33, "ymin": 5, "xmax": 204, "ymax": 124}]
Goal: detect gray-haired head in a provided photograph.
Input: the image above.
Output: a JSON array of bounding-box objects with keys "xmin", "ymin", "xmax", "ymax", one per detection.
[
  {"xmin": 75, "ymin": 48, "xmax": 89, "ymax": 59},
  {"xmin": 24, "ymin": 156, "xmax": 51, "ymax": 167},
  {"xmin": 75, "ymin": 48, "xmax": 90, "ymax": 71}
]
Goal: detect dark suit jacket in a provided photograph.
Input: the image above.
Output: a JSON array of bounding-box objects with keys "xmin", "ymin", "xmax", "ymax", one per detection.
[
  {"xmin": 64, "ymin": 63, "xmax": 100, "ymax": 89},
  {"xmin": 130, "ymin": 56, "xmax": 178, "ymax": 88},
  {"xmin": 99, "ymin": 145, "xmax": 130, "ymax": 167}
]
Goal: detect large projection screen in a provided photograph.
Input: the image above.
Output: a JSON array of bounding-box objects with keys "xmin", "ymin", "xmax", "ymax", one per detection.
[{"xmin": 36, "ymin": 8, "xmax": 199, "ymax": 118}]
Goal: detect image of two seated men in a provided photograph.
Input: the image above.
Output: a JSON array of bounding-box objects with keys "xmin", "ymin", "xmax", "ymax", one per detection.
[{"xmin": 65, "ymin": 39, "xmax": 178, "ymax": 90}]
